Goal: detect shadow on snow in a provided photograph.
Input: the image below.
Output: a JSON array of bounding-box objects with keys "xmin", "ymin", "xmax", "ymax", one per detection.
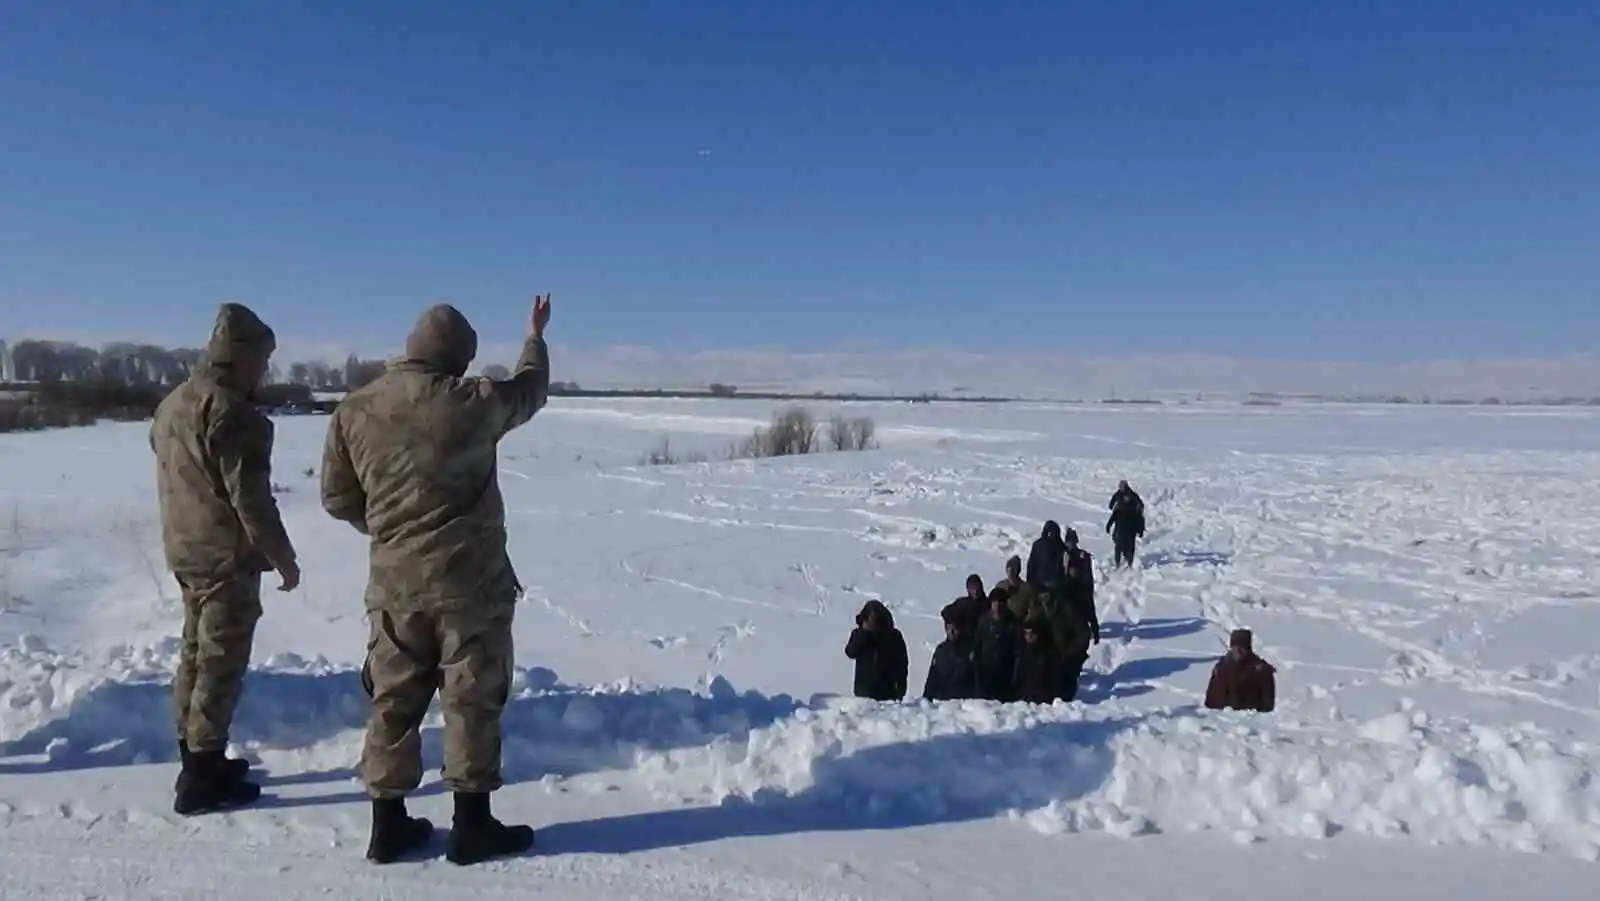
[
  {"xmin": 537, "ymin": 714, "xmax": 1142, "ymax": 854},
  {"xmin": 0, "ymin": 665, "xmax": 806, "ymax": 806}
]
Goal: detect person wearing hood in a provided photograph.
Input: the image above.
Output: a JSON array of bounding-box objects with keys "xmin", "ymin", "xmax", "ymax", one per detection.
[
  {"xmin": 973, "ymin": 587, "xmax": 1020, "ymax": 701},
  {"xmin": 845, "ymin": 600, "xmax": 909, "ymax": 701},
  {"xmin": 1025, "ymin": 520, "xmax": 1067, "ymax": 588},
  {"xmin": 1106, "ymin": 480, "xmax": 1145, "ymax": 568},
  {"xmin": 1014, "ymin": 618, "xmax": 1063, "ymax": 704},
  {"xmin": 1205, "ymin": 629, "xmax": 1277, "ymax": 712},
  {"xmin": 151, "ymin": 303, "xmax": 299, "ymax": 817},
  {"xmin": 1062, "ymin": 528, "xmax": 1094, "ymax": 590},
  {"xmin": 321, "ymin": 296, "xmax": 551, "ymax": 866},
  {"xmin": 923, "ymin": 602, "xmax": 979, "ymax": 701}
]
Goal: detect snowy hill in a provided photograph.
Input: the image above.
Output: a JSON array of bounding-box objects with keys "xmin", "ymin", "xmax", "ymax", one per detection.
[{"xmin": 2, "ymin": 398, "xmax": 1598, "ymax": 899}]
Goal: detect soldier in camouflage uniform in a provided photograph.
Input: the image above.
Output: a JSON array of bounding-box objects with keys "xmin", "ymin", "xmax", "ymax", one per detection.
[
  {"xmin": 321, "ymin": 296, "xmax": 551, "ymax": 866},
  {"xmin": 151, "ymin": 302, "xmax": 300, "ymax": 816}
]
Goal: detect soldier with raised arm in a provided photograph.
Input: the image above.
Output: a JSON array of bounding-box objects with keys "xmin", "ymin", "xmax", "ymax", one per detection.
[{"xmin": 321, "ymin": 295, "xmax": 551, "ymax": 865}]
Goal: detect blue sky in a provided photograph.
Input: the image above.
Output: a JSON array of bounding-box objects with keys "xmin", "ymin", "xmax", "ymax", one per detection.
[{"xmin": 0, "ymin": 1, "xmax": 1595, "ymax": 362}]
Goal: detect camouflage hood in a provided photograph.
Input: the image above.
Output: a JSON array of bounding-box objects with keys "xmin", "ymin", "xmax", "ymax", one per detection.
[
  {"xmin": 206, "ymin": 303, "xmax": 276, "ymax": 365},
  {"xmin": 398, "ymin": 304, "xmax": 478, "ymax": 377}
]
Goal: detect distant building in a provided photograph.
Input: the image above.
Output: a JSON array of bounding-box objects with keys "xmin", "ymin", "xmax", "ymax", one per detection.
[{"xmin": 0, "ymin": 339, "xmax": 12, "ymax": 382}]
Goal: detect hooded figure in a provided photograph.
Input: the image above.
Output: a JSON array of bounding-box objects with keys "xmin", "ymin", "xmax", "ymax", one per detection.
[
  {"xmin": 973, "ymin": 587, "xmax": 1020, "ymax": 701},
  {"xmin": 321, "ymin": 298, "xmax": 551, "ymax": 865},
  {"xmin": 845, "ymin": 600, "xmax": 909, "ymax": 701},
  {"xmin": 1106, "ymin": 481, "xmax": 1146, "ymax": 567},
  {"xmin": 1014, "ymin": 618, "xmax": 1063, "ymax": 704},
  {"xmin": 923, "ymin": 602, "xmax": 979, "ymax": 701},
  {"xmin": 1026, "ymin": 520, "xmax": 1067, "ymax": 588},
  {"xmin": 151, "ymin": 302, "xmax": 298, "ymax": 816},
  {"xmin": 1205, "ymin": 629, "xmax": 1276, "ymax": 712}
]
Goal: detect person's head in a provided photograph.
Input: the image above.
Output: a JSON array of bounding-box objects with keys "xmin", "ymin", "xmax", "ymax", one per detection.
[
  {"xmin": 1005, "ymin": 555, "xmax": 1022, "ymax": 580},
  {"xmin": 941, "ymin": 603, "xmax": 964, "ymax": 641},
  {"xmin": 988, "ymin": 586, "xmax": 1009, "ymax": 614},
  {"xmin": 1042, "ymin": 520, "xmax": 1061, "ymax": 540},
  {"xmin": 205, "ymin": 302, "xmax": 277, "ymax": 392},
  {"xmin": 1229, "ymin": 628, "xmax": 1254, "ymax": 660},
  {"xmin": 965, "ymin": 573, "xmax": 984, "ymax": 599},
  {"xmin": 1119, "ymin": 479, "xmax": 1130, "ymax": 491},
  {"xmin": 1022, "ymin": 621, "xmax": 1042, "ymax": 646},
  {"xmin": 405, "ymin": 303, "xmax": 479, "ymax": 377},
  {"xmin": 1063, "ymin": 528, "xmax": 1079, "ymax": 551}
]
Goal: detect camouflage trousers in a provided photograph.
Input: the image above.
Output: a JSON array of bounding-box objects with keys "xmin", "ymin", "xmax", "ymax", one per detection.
[
  {"xmin": 360, "ymin": 603, "xmax": 515, "ymax": 799},
  {"xmin": 173, "ymin": 574, "xmax": 263, "ymax": 753}
]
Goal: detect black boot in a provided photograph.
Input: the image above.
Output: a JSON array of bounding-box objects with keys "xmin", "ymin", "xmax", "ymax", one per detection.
[
  {"xmin": 445, "ymin": 792, "xmax": 534, "ymax": 865},
  {"xmin": 365, "ymin": 797, "xmax": 435, "ymax": 864},
  {"xmin": 174, "ymin": 750, "xmax": 261, "ymax": 816},
  {"xmin": 177, "ymin": 740, "xmax": 250, "ymax": 787}
]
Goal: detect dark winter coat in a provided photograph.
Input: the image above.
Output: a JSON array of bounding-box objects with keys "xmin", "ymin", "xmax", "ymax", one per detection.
[
  {"xmin": 1107, "ymin": 489, "xmax": 1146, "ymax": 541},
  {"xmin": 923, "ymin": 638, "xmax": 978, "ymax": 701},
  {"xmin": 1014, "ymin": 642, "xmax": 1063, "ymax": 704},
  {"xmin": 845, "ymin": 602, "xmax": 909, "ymax": 701},
  {"xmin": 1039, "ymin": 581, "xmax": 1095, "ymax": 660},
  {"xmin": 1065, "ymin": 548, "xmax": 1095, "ymax": 589},
  {"xmin": 1026, "ymin": 535, "xmax": 1067, "ymax": 588},
  {"xmin": 1204, "ymin": 653, "xmax": 1276, "ymax": 712},
  {"xmin": 972, "ymin": 607, "xmax": 1020, "ymax": 701}
]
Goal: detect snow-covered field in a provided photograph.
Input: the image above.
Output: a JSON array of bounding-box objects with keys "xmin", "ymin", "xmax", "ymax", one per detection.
[{"xmin": 3, "ymin": 398, "xmax": 1599, "ymax": 899}]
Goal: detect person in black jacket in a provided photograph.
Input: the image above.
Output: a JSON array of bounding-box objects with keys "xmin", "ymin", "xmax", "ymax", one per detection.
[
  {"xmin": 923, "ymin": 602, "xmax": 978, "ymax": 701},
  {"xmin": 972, "ymin": 588, "xmax": 1019, "ymax": 702},
  {"xmin": 1014, "ymin": 618, "xmax": 1062, "ymax": 704},
  {"xmin": 1063, "ymin": 528, "xmax": 1094, "ymax": 588},
  {"xmin": 1026, "ymin": 520, "xmax": 1067, "ymax": 588},
  {"xmin": 844, "ymin": 600, "xmax": 909, "ymax": 701},
  {"xmin": 1106, "ymin": 481, "xmax": 1145, "ymax": 568},
  {"xmin": 1054, "ymin": 554, "xmax": 1100, "ymax": 700}
]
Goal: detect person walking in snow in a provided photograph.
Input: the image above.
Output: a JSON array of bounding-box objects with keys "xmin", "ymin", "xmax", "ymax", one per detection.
[
  {"xmin": 973, "ymin": 588, "xmax": 1020, "ymax": 701},
  {"xmin": 1036, "ymin": 553, "xmax": 1097, "ymax": 701},
  {"xmin": 1026, "ymin": 520, "xmax": 1067, "ymax": 587},
  {"xmin": 923, "ymin": 602, "xmax": 979, "ymax": 701},
  {"xmin": 1106, "ymin": 481, "xmax": 1145, "ymax": 568},
  {"xmin": 151, "ymin": 302, "xmax": 299, "ymax": 817},
  {"xmin": 953, "ymin": 572, "xmax": 987, "ymax": 635},
  {"xmin": 1063, "ymin": 528, "xmax": 1094, "ymax": 587},
  {"xmin": 1014, "ymin": 618, "xmax": 1063, "ymax": 704},
  {"xmin": 1204, "ymin": 629, "xmax": 1276, "ymax": 712},
  {"xmin": 998, "ymin": 554, "xmax": 1042, "ymax": 622},
  {"xmin": 320, "ymin": 295, "xmax": 551, "ymax": 865},
  {"xmin": 845, "ymin": 600, "xmax": 909, "ymax": 701}
]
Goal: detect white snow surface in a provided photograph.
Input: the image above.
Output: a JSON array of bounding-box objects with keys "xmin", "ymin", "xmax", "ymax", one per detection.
[{"xmin": 3, "ymin": 398, "xmax": 1600, "ymax": 899}]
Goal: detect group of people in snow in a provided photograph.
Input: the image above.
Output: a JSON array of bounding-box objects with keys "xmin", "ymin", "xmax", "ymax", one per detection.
[
  {"xmin": 149, "ymin": 297, "xmax": 553, "ymax": 866},
  {"xmin": 845, "ymin": 485, "xmax": 1277, "ymax": 712}
]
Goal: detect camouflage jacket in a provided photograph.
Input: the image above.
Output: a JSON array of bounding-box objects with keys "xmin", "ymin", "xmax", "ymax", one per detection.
[
  {"xmin": 321, "ymin": 307, "xmax": 550, "ymax": 612},
  {"xmin": 150, "ymin": 365, "xmax": 296, "ymax": 580}
]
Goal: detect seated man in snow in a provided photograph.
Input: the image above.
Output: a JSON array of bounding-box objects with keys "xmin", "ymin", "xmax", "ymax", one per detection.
[
  {"xmin": 1204, "ymin": 629, "xmax": 1276, "ymax": 713},
  {"xmin": 845, "ymin": 600, "xmax": 909, "ymax": 701},
  {"xmin": 923, "ymin": 602, "xmax": 979, "ymax": 701}
]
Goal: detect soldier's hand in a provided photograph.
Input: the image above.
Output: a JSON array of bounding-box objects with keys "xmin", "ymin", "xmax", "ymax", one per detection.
[
  {"xmin": 530, "ymin": 293, "xmax": 552, "ymax": 338},
  {"xmin": 276, "ymin": 558, "xmax": 302, "ymax": 592}
]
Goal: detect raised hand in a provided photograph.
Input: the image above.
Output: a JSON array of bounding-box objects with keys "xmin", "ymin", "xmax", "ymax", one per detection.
[{"xmin": 530, "ymin": 293, "xmax": 552, "ymax": 337}]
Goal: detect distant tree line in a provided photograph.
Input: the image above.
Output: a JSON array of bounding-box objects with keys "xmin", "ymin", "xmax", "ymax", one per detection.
[{"xmin": 0, "ymin": 337, "xmax": 388, "ymax": 391}]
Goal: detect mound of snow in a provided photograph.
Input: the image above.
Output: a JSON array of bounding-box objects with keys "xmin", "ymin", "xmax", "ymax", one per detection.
[{"xmin": 638, "ymin": 699, "xmax": 1600, "ymax": 860}]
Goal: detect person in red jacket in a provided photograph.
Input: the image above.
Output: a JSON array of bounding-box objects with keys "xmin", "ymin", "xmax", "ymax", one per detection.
[{"xmin": 1204, "ymin": 629, "xmax": 1276, "ymax": 712}]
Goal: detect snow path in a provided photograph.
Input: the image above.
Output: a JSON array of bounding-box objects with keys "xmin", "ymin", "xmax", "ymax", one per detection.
[{"xmin": 3, "ymin": 399, "xmax": 1600, "ymax": 898}]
